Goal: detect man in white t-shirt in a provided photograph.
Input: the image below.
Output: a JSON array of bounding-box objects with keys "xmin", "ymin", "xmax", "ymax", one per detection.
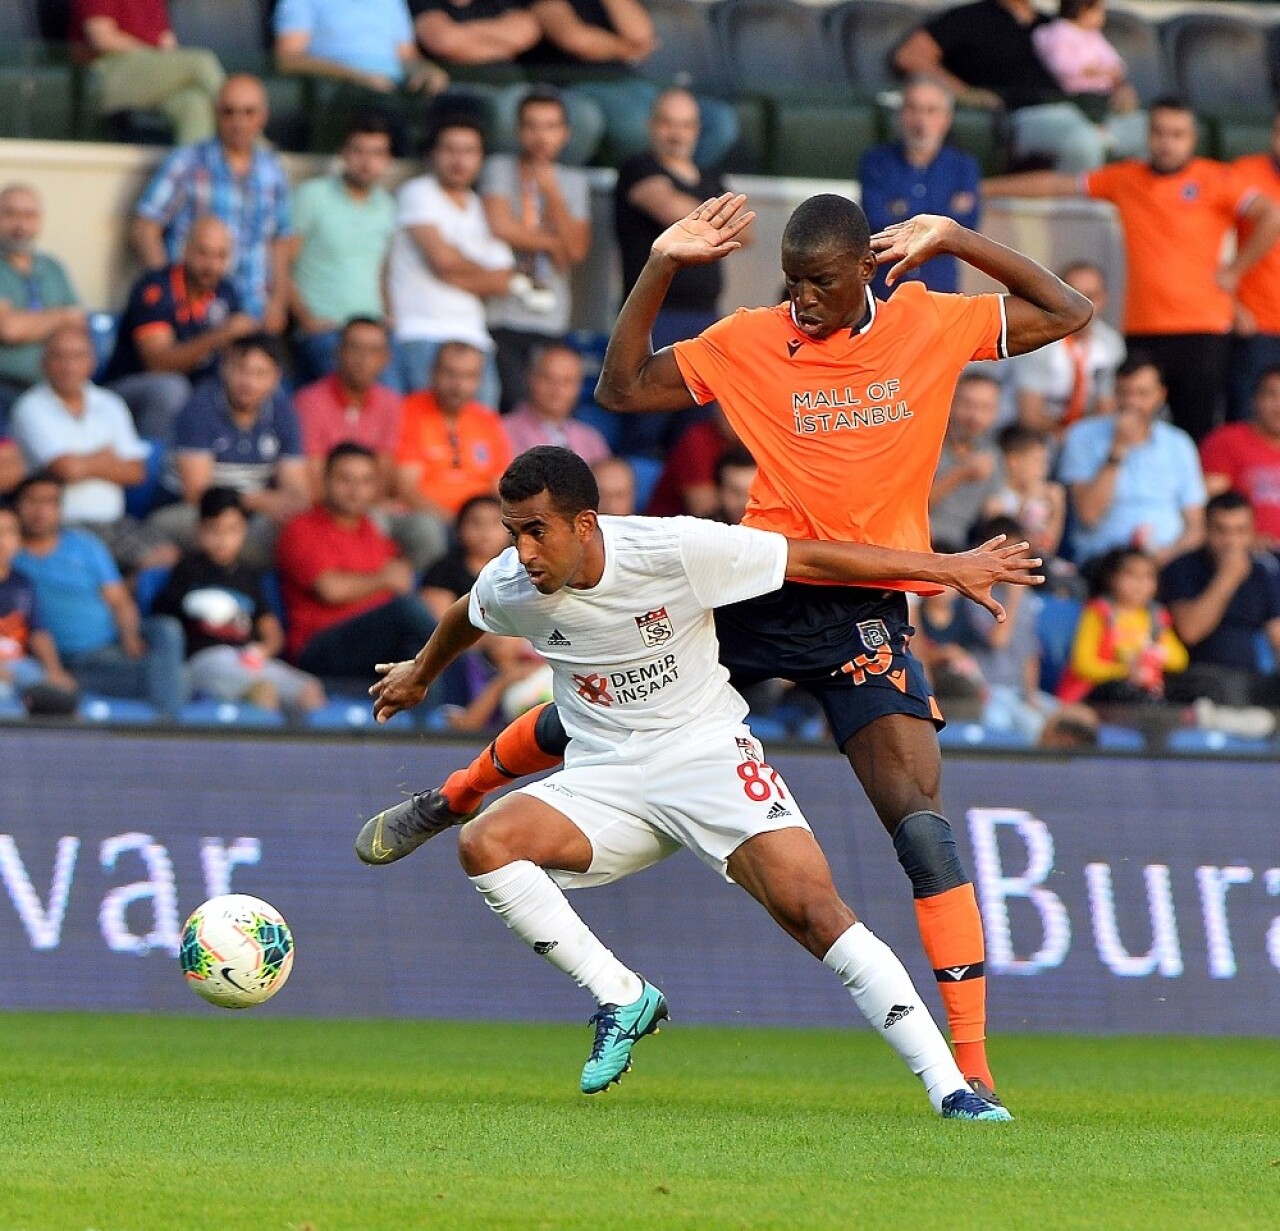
[
  {"xmin": 359, "ymin": 446, "xmax": 1032, "ymax": 1118},
  {"xmin": 387, "ymin": 117, "xmax": 553, "ymax": 408}
]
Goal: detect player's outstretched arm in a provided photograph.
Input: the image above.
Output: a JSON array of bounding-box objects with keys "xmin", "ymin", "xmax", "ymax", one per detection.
[
  {"xmin": 369, "ymin": 594, "xmax": 484, "ymax": 722},
  {"xmin": 784, "ymin": 534, "xmax": 1043, "ymax": 621},
  {"xmin": 869, "ymin": 215, "xmax": 1092, "ymax": 356},
  {"xmin": 596, "ymin": 192, "xmax": 755, "ymax": 414}
]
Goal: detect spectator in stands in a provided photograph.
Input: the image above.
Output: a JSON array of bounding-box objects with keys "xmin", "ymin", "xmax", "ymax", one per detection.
[
  {"xmin": 13, "ymin": 472, "xmax": 186, "ymax": 716},
  {"xmin": 521, "ymin": 0, "xmax": 738, "ymax": 169},
  {"xmin": 71, "ymin": 0, "xmax": 225, "ymax": 144},
  {"xmin": 0, "ymin": 502, "xmax": 77, "ymax": 710},
  {"xmin": 132, "ymin": 75, "xmax": 293, "ymax": 331},
  {"xmin": 1057, "ymin": 544, "xmax": 1187, "ymax": 707},
  {"xmin": 713, "ymin": 446, "xmax": 756, "ymax": 526},
  {"xmin": 984, "ymin": 99, "xmax": 1280, "ymax": 443},
  {"xmin": 929, "ymin": 372, "xmax": 1003, "ymax": 553},
  {"xmin": 1200, "ymin": 367, "xmax": 1280, "ymax": 551},
  {"xmin": 592, "ymin": 454, "xmax": 634, "ymax": 516},
  {"xmin": 152, "ymin": 335, "xmax": 310, "ymax": 568},
  {"xmin": 646, "ymin": 405, "xmax": 740, "ymax": 518},
  {"xmin": 273, "ymin": 0, "xmax": 448, "ymax": 99},
  {"xmin": 984, "ymin": 425, "xmax": 1068, "ymax": 580},
  {"xmin": 104, "ymin": 216, "xmax": 257, "ymax": 443},
  {"xmin": 858, "ymin": 77, "xmax": 980, "ymax": 297},
  {"xmin": 286, "ymin": 114, "xmax": 398, "ymax": 383},
  {"xmin": 1029, "ymin": 0, "xmax": 1145, "ymax": 163},
  {"xmin": 1160, "ymin": 490, "xmax": 1280, "ymax": 712},
  {"xmin": 411, "ymin": 0, "xmax": 541, "ymax": 68},
  {"xmin": 0, "ymin": 185, "xmax": 83, "ymax": 416},
  {"xmin": 895, "ymin": 0, "xmax": 1107, "ymax": 172},
  {"xmin": 396, "ymin": 341, "xmax": 512, "ymax": 520},
  {"xmin": 613, "ymin": 89, "xmax": 731, "ymax": 455},
  {"xmin": 501, "ymin": 344, "xmax": 608, "ymax": 464},
  {"xmin": 154, "ymin": 486, "xmax": 324, "ymax": 715},
  {"xmin": 10, "ymin": 324, "xmax": 174, "ymax": 572},
  {"xmin": 1059, "ymin": 354, "xmax": 1206, "ymax": 568},
  {"xmin": 294, "ymin": 317, "xmax": 447, "ymax": 571},
  {"xmin": 1010, "ymin": 261, "xmax": 1123, "ymax": 442},
  {"xmin": 0, "ymin": 435, "xmax": 23, "ymax": 496},
  {"xmin": 386, "ymin": 117, "xmax": 525, "ymax": 406},
  {"xmin": 277, "ymin": 442, "xmax": 437, "ymax": 681},
  {"xmin": 1230, "ymin": 111, "xmax": 1280, "ymax": 421},
  {"xmin": 482, "ymin": 88, "xmax": 592, "ymax": 410}
]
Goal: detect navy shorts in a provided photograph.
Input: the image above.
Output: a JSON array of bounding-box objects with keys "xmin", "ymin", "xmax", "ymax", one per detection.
[{"xmin": 713, "ymin": 584, "xmax": 943, "ymax": 749}]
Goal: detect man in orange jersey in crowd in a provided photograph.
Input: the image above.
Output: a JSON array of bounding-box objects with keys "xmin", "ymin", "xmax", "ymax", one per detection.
[
  {"xmin": 1230, "ymin": 111, "xmax": 1280, "ymax": 421},
  {"xmin": 985, "ymin": 97, "xmax": 1280, "ymax": 443},
  {"xmin": 359, "ymin": 188, "xmax": 1091, "ymax": 1108}
]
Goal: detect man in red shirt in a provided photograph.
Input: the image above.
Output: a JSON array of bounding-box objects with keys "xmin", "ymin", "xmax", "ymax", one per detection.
[
  {"xmin": 985, "ymin": 98, "xmax": 1280, "ymax": 441},
  {"xmin": 277, "ymin": 442, "xmax": 436, "ymax": 679},
  {"xmin": 1200, "ymin": 366, "xmax": 1280, "ymax": 550},
  {"xmin": 645, "ymin": 405, "xmax": 741, "ymax": 517},
  {"xmin": 72, "ymin": 0, "xmax": 225, "ymax": 144}
]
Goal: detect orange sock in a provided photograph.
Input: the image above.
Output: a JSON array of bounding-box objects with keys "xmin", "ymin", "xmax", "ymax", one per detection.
[
  {"xmin": 440, "ymin": 703, "xmax": 565, "ymax": 813},
  {"xmin": 913, "ymin": 883, "xmax": 994, "ymax": 1090}
]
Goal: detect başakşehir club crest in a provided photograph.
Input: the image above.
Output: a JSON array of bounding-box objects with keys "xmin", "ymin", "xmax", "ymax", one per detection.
[
  {"xmin": 856, "ymin": 618, "xmax": 891, "ymax": 652},
  {"xmin": 634, "ymin": 607, "xmax": 674, "ymax": 647}
]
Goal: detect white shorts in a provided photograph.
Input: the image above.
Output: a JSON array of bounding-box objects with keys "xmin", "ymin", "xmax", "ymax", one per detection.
[{"xmin": 515, "ymin": 724, "xmax": 812, "ymax": 889}]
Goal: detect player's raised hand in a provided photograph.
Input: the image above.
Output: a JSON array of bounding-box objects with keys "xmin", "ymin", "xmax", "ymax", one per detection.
[
  {"xmin": 944, "ymin": 534, "xmax": 1044, "ymax": 621},
  {"xmin": 369, "ymin": 659, "xmax": 429, "ymax": 723},
  {"xmin": 651, "ymin": 192, "xmax": 755, "ymax": 267},
  {"xmin": 870, "ymin": 214, "xmax": 960, "ymax": 286}
]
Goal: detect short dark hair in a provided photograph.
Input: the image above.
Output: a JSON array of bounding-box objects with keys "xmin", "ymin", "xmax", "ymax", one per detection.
[
  {"xmin": 456, "ymin": 493, "xmax": 502, "ymax": 526},
  {"xmin": 424, "ymin": 111, "xmax": 487, "ymax": 156},
  {"xmin": 971, "ymin": 513, "xmax": 1026, "ymax": 546},
  {"xmin": 1059, "ymin": 259, "xmax": 1103, "ymax": 284},
  {"xmin": 517, "ymin": 86, "xmax": 567, "ymax": 124},
  {"xmin": 1087, "ymin": 545, "xmax": 1153, "ymax": 600},
  {"xmin": 997, "ymin": 424, "xmax": 1049, "ymax": 454},
  {"xmin": 1206, "ymin": 489, "xmax": 1253, "ymax": 518},
  {"xmin": 499, "ymin": 446, "xmax": 599, "ymax": 518},
  {"xmin": 324, "ymin": 441, "xmax": 379, "ymax": 474},
  {"xmin": 715, "ymin": 445, "xmax": 756, "ymax": 487},
  {"xmin": 1058, "ymin": 0, "xmax": 1102, "ymax": 20},
  {"xmin": 1254, "ymin": 364, "xmax": 1280, "ymax": 394},
  {"xmin": 781, "ymin": 194, "xmax": 870, "ymax": 258},
  {"xmin": 198, "ymin": 486, "xmax": 245, "ymax": 522},
  {"xmin": 1150, "ymin": 95, "xmax": 1194, "ymax": 119},
  {"xmin": 226, "ymin": 332, "xmax": 283, "ymax": 368},
  {"xmin": 433, "ymin": 340, "xmax": 483, "ymax": 374},
  {"xmin": 340, "ymin": 315, "xmax": 388, "ymax": 343},
  {"xmin": 1116, "ymin": 351, "xmax": 1163, "ymax": 384},
  {"xmin": 13, "ymin": 469, "xmax": 63, "ymax": 502},
  {"xmin": 343, "ymin": 111, "xmax": 395, "ymax": 145}
]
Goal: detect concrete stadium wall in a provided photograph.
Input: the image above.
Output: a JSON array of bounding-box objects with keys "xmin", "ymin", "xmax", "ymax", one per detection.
[
  {"xmin": 0, "ymin": 138, "xmax": 1128, "ymax": 332},
  {"xmin": 1, "ymin": 729, "xmax": 1276, "ymax": 1035}
]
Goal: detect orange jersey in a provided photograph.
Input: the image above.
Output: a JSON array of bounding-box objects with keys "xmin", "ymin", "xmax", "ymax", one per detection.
[
  {"xmin": 672, "ymin": 282, "xmax": 1006, "ymax": 592},
  {"xmin": 1083, "ymin": 158, "xmax": 1255, "ymax": 335},
  {"xmin": 395, "ymin": 392, "xmax": 512, "ymax": 516},
  {"xmin": 1232, "ymin": 153, "xmax": 1280, "ymax": 334}
]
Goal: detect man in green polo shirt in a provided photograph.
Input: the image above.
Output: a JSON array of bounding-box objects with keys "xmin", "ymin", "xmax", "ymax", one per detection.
[
  {"xmin": 0, "ymin": 184, "xmax": 83, "ymax": 416},
  {"xmin": 285, "ymin": 113, "xmax": 398, "ymax": 383}
]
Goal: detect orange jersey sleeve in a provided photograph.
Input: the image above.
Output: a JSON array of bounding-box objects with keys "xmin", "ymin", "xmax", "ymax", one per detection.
[{"xmin": 672, "ymin": 286, "xmax": 1004, "ymax": 591}]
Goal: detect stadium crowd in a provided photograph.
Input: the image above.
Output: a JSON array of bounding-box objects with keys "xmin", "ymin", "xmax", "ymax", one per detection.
[{"xmin": 3, "ymin": 0, "xmax": 1280, "ymax": 751}]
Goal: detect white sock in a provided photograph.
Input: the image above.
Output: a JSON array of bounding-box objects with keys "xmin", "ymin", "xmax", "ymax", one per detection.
[
  {"xmin": 470, "ymin": 860, "xmax": 643, "ymax": 1007},
  {"xmin": 823, "ymin": 922, "xmax": 967, "ymax": 1112}
]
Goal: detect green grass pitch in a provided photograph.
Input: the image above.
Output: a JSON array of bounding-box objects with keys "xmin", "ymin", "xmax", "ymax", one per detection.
[{"xmin": 2, "ymin": 1012, "xmax": 1274, "ymax": 1231}]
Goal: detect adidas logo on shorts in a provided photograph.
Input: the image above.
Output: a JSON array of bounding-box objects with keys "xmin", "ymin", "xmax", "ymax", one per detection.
[
  {"xmin": 765, "ymin": 802, "xmax": 792, "ymax": 820},
  {"xmin": 883, "ymin": 1003, "xmax": 914, "ymax": 1029}
]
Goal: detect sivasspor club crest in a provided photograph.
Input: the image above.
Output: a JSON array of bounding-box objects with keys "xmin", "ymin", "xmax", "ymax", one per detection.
[
  {"xmin": 634, "ymin": 606, "xmax": 674, "ymax": 647},
  {"xmin": 856, "ymin": 618, "xmax": 891, "ymax": 653}
]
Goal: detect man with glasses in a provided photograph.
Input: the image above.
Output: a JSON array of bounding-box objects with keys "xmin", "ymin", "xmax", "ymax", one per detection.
[{"xmin": 131, "ymin": 75, "xmax": 293, "ymax": 335}]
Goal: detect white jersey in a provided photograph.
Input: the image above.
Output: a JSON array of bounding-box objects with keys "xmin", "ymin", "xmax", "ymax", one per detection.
[{"xmin": 469, "ymin": 516, "xmax": 789, "ymax": 757}]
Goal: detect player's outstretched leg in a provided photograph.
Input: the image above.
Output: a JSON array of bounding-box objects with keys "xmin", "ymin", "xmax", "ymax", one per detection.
[
  {"xmin": 727, "ymin": 828, "xmax": 1010, "ymax": 1121},
  {"xmin": 438, "ymin": 702, "xmax": 568, "ymax": 815},
  {"xmin": 457, "ymin": 795, "xmax": 666, "ymax": 1095},
  {"xmin": 846, "ymin": 715, "xmax": 997, "ymax": 1096}
]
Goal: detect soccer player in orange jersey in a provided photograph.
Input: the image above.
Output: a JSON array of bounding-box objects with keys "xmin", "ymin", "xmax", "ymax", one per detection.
[{"xmin": 365, "ymin": 190, "xmax": 1090, "ymax": 1104}]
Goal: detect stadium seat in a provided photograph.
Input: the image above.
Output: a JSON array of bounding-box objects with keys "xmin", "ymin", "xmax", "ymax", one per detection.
[
  {"xmin": 640, "ymin": 0, "xmax": 731, "ymax": 95},
  {"xmin": 79, "ymin": 695, "xmax": 159, "ymax": 724},
  {"xmin": 179, "ymin": 700, "xmax": 286, "ymax": 728},
  {"xmin": 0, "ymin": 64, "xmax": 77, "ymax": 140},
  {"xmin": 1165, "ymin": 727, "xmax": 1275, "ymax": 755},
  {"xmin": 306, "ymin": 700, "xmax": 413, "ymax": 731},
  {"xmin": 1164, "ymin": 14, "xmax": 1274, "ymax": 118},
  {"xmin": 0, "ymin": 0, "xmax": 41, "ymax": 54},
  {"xmin": 937, "ymin": 722, "xmax": 1034, "ymax": 749},
  {"xmin": 124, "ymin": 440, "xmax": 169, "ymax": 521},
  {"xmin": 0, "ymin": 693, "xmax": 28, "ymax": 720},
  {"xmin": 168, "ymin": 0, "xmax": 270, "ymax": 66},
  {"xmin": 767, "ymin": 100, "xmax": 879, "ymax": 179},
  {"xmin": 1036, "ymin": 594, "xmax": 1083, "ymax": 694},
  {"xmin": 713, "ymin": 0, "xmax": 844, "ymax": 101},
  {"xmin": 830, "ymin": 0, "xmax": 924, "ymax": 98},
  {"xmin": 1095, "ymin": 723, "xmax": 1146, "ymax": 752},
  {"xmin": 1102, "ymin": 10, "xmax": 1170, "ymax": 106},
  {"xmin": 947, "ymin": 105, "xmax": 1004, "ymax": 177},
  {"xmin": 133, "ymin": 565, "xmax": 173, "ymax": 618},
  {"xmin": 626, "ymin": 456, "xmax": 664, "ymax": 513},
  {"xmin": 1214, "ymin": 116, "xmax": 1272, "ymax": 162}
]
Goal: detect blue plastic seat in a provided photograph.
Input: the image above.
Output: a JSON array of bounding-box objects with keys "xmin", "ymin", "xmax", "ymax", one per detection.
[
  {"xmin": 1095, "ymin": 724, "xmax": 1146, "ymax": 752},
  {"xmin": 124, "ymin": 438, "xmax": 168, "ymax": 521},
  {"xmin": 79, "ymin": 694, "xmax": 159, "ymax": 724},
  {"xmin": 1165, "ymin": 727, "xmax": 1274, "ymax": 755},
  {"xmin": 1037, "ymin": 595, "xmax": 1083, "ymax": 694},
  {"xmin": 305, "ymin": 699, "xmax": 413, "ymax": 731},
  {"xmin": 178, "ymin": 700, "xmax": 285, "ymax": 728}
]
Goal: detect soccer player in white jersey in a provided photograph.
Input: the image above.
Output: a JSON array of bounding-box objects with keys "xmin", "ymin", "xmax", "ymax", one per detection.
[{"xmin": 361, "ymin": 447, "xmax": 1038, "ymax": 1118}]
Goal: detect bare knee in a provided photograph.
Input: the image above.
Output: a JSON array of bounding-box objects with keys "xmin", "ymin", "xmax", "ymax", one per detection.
[
  {"xmin": 775, "ymin": 890, "xmax": 858, "ymax": 959},
  {"xmin": 457, "ymin": 817, "xmax": 520, "ymax": 876}
]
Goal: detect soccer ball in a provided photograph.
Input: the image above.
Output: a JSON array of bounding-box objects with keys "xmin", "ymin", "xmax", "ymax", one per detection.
[{"xmin": 179, "ymin": 894, "xmax": 295, "ymax": 1009}]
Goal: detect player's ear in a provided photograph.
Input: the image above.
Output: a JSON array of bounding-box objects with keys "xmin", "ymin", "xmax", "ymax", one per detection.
[
  {"xmin": 857, "ymin": 247, "xmax": 878, "ymax": 282},
  {"xmin": 575, "ymin": 509, "xmax": 598, "ymax": 538}
]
